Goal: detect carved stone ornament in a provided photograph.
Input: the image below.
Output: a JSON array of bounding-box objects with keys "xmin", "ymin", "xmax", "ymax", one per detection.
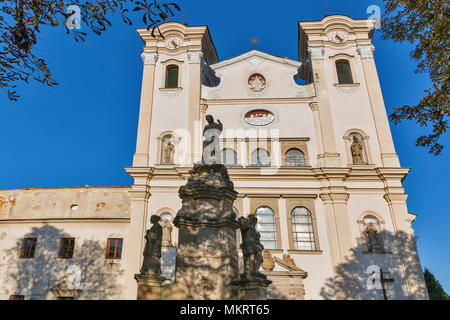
[
  {"xmin": 141, "ymin": 52, "xmax": 159, "ymax": 65},
  {"xmin": 187, "ymin": 51, "xmax": 203, "ymax": 63},
  {"xmin": 357, "ymin": 44, "xmax": 375, "ymax": 58},
  {"xmin": 282, "ymin": 254, "xmax": 296, "ymax": 267},
  {"xmin": 248, "ymin": 74, "xmax": 266, "ymax": 92},
  {"xmin": 328, "ymin": 31, "xmax": 348, "ymax": 44},
  {"xmin": 261, "ymin": 250, "xmax": 275, "ymax": 271},
  {"xmin": 308, "ymin": 46, "xmax": 325, "ymax": 59},
  {"xmin": 244, "ymin": 109, "xmax": 275, "ymax": 126}
]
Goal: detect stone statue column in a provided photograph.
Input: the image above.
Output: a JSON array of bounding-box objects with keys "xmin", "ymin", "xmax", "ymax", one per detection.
[
  {"xmin": 162, "ymin": 116, "xmax": 240, "ymax": 300},
  {"xmin": 134, "ymin": 215, "xmax": 166, "ymax": 300}
]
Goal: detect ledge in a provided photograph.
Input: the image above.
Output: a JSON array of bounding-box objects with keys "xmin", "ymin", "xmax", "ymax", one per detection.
[
  {"xmin": 333, "ymin": 83, "xmax": 360, "ymax": 87},
  {"xmin": 348, "ymin": 164, "xmax": 376, "ymax": 169},
  {"xmin": 0, "ymin": 217, "xmax": 130, "ymax": 224},
  {"xmin": 266, "ymin": 249, "xmax": 284, "ymax": 254},
  {"xmin": 362, "ymin": 251, "xmax": 392, "ymax": 255},
  {"xmin": 288, "ymin": 250, "xmax": 323, "ymax": 255},
  {"xmin": 159, "ymin": 87, "xmax": 183, "ymax": 92}
]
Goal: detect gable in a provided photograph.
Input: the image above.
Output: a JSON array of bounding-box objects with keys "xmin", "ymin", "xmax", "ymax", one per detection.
[{"xmin": 202, "ymin": 50, "xmax": 315, "ymax": 100}]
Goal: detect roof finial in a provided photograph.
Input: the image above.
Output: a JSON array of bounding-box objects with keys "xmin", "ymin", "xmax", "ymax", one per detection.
[
  {"xmin": 323, "ymin": 4, "xmax": 328, "ymax": 17},
  {"xmin": 250, "ymin": 37, "xmax": 259, "ymax": 50},
  {"xmin": 183, "ymin": 14, "xmax": 189, "ymax": 26}
]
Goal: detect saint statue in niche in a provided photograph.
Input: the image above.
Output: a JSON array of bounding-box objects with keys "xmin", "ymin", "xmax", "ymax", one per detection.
[
  {"xmin": 160, "ymin": 218, "xmax": 173, "ymax": 247},
  {"xmin": 163, "ymin": 141, "xmax": 175, "ymax": 164},
  {"xmin": 365, "ymin": 222, "xmax": 384, "ymax": 253},
  {"xmin": 350, "ymin": 135, "xmax": 364, "ymax": 164},
  {"xmin": 248, "ymin": 74, "xmax": 266, "ymax": 92}
]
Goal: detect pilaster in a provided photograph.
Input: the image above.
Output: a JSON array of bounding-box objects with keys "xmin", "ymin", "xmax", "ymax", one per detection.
[
  {"xmin": 378, "ymin": 169, "xmax": 429, "ymax": 299},
  {"xmin": 357, "ymin": 44, "xmax": 400, "ymax": 167},
  {"xmin": 187, "ymin": 50, "xmax": 204, "ymax": 164},
  {"xmin": 133, "ymin": 52, "xmax": 158, "ymax": 167},
  {"xmin": 308, "ymin": 48, "xmax": 341, "ymax": 167},
  {"xmin": 123, "ymin": 167, "xmax": 154, "ymax": 299}
]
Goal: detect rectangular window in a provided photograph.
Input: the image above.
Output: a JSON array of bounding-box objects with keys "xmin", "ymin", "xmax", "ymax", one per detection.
[
  {"xmin": 59, "ymin": 238, "xmax": 75, "ymax": 259},
  {"xmin": 336, "ymin": 60, "xmax": 354, "ymax": 84},
  {"xmin": 10, "ymin": 295, "xmax": 25, "ymax": 300},
  {"xmin": 106, "ymin": 238, "xmax": 123, "ymax": 259},
  {"xmin": 20, "ymin": 238, "xmax": 37, "ymax": 258}
]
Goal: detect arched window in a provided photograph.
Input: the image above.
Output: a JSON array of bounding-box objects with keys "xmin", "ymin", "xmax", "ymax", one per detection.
[
  {"xmin": 255, "ymin": 206, "xmax": 277, "ymax": 249},
  {"xmin": 251, "ymin": 148, "xmax": 271, "ymax": 166},
  {"xmin": 161, "ymin": 134, "xmax": 175, "ymax": 164},
  {"xmin": 349, "ymin": 132, "xmax": 368, "ymax": 164},
  {"xmin": 160, "ymin": 211, "xmax": 173, "ymax": 222},
  {"xmin": 336, "ymin": 60, "xmax": 353, "ymax": 84},
  {"xmin": 222, "ymin": 149, "xmax": 237, "ymax": 167},
  {"xmin": 285, "ymin": 148, "xmax": 306, "ymax": 166},
  {"xmin": 291, "ymin": 207, "xmax": 316, "ymax": 250},
  {"xmin": 165, "ymin": 65, "xmax": 179, "ymax": 88}
]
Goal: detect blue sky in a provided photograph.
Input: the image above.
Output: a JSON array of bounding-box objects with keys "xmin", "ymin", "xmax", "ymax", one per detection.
[{"xmin": 0, "ymin": 0, "xmax": 448, "ymax": 294}]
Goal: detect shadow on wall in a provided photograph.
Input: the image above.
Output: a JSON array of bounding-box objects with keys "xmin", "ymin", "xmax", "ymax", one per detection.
[
  {"xmin": 320, "ymin": 230, "xmax": 429, "ymax": 300},
  {"xmin": 162, "ymin": 222, "xmax": 239, "ymax": 300},
  {"xmin": 4, "ymin": 225, "xmax": 123, "ymax": 300}
]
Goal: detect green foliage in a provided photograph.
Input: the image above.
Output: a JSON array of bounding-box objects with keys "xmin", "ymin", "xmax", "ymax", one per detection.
[
  {"xmin": 423, "ymin": 268, "xmax": 449, "ymax": 300},
  {"xmin": 0, "ymin": 0, "xmax": 180, "ymax": 101},
  {"xmin": 381, "ymin": 0, "xmax": 449, "ymax": 155}
]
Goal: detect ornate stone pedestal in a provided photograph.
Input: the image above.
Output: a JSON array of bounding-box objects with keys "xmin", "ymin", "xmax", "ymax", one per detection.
[
  {"xmin": 134, "ymin": 273, "xmax": 166, "ymax": 300},
  {"xmin": 166, "ymin": 164, "xmax": 240, "ymax": 300},
  {"xmin": 232, "ymin": 277, "xmax": 272, "ymax": 300}
]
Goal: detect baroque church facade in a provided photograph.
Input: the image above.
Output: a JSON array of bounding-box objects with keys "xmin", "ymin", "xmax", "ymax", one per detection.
[{"xmin": 0, "ymin": 15, "xmax": 429, "ymax": 300}]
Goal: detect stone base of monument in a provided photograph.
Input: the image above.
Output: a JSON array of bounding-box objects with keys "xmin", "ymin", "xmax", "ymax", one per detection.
[
  {"xmin": 231, "ymin": 277, "xmax": 272, "ymax": 300},
  {"xmin": 165, "ymin": 163, "xmax": 240, "ymax": 300},
  {"xmin": 134, "ymin": 273, "xmax": 167, "ymax": 300}
]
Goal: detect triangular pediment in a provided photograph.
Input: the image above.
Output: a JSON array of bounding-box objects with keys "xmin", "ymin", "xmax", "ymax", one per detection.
[{"xmin": 211, "ymin": 50, "xmax": 301, "ymax": 71}]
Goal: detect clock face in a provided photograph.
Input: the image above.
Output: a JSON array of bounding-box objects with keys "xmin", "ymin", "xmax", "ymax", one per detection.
[
  {"xmin": 329, "ymin": 31, "xmax": 348, "ymax": 44},
  {"xmin": 165, "ymin": 36, "xmax": 183, "ymax": 50}
]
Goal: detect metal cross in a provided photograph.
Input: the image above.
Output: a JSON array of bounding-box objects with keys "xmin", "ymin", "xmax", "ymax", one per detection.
[
  {"xmin": 183, "ymin": 14, "xmax": 189, "ymax": 26},
  {"xmin": 250, "ymin": 37, "xmax": 260, "ymax": 50},
  {"xmin": 380, "ymin": 268, "xmax": 395, "ymax": 300}
]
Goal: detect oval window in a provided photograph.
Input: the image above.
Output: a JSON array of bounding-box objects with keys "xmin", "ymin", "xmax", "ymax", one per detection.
[{"xmin": 244, "ymin": 109, "xmax": 275, "ymax": 126}]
